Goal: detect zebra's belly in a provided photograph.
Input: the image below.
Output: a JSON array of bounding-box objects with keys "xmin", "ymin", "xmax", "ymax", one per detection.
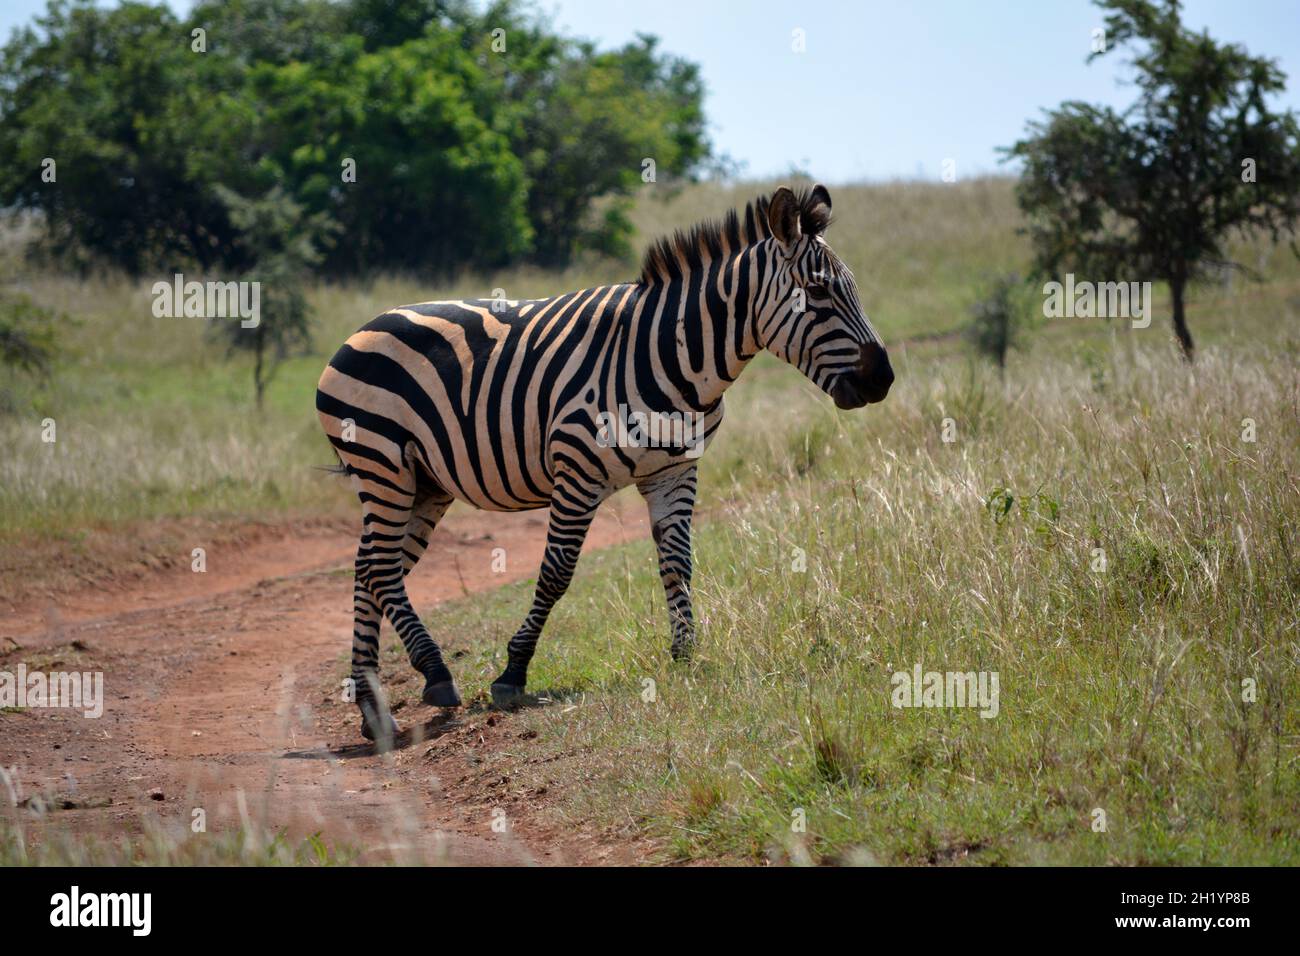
[
  {"xmin": 410, "ymin": 432, "xmax": 557, "ymax": 512},
  {"xmin": 416, "ymin": 426, "xmax": 712, "ymax": 512}
]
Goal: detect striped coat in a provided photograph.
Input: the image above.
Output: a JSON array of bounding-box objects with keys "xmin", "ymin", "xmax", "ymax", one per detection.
[{"xmin": 317, "ymin": 184, "xmax": 892, "ymax": 741}]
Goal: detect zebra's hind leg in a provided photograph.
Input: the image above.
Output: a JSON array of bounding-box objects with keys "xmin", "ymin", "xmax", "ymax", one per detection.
[
  {"xmin": 490, "ymin": 477, "xmax": 606, "ymax": 707},
  {"xmin": 349, "ymin": 560, "xmax": 396, "ymax": 743},
  {"xmin": 355, "ymin": 491, "xmax": 462, "ymax": 732}
]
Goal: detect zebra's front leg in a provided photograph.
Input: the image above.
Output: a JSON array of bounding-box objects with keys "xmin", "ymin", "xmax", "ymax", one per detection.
[
  {"xmin": 638, "ymin": 465, "xmax": 698, "ymax": 660},
  {"xmin": 490, "ymin": 480, "xmax": 605, "ymax": 707}
]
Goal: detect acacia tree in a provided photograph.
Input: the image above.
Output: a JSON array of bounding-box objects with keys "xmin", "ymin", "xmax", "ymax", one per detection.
[
  {"xmin": 966, "ymin": 274, "xmax": 1031, "ymax": 374},
  {"xmin": 210, "ymin": 186, "xmax": 336, "ymax": 409},
  {"xmin": 1005, "ymin": 0, "xmax": 1300, "ymax": 360}
]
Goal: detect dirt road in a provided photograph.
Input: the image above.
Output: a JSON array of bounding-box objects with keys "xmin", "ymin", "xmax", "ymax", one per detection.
[{"xmin": 0, "ymin": 498, "xmax": 653, "ymax": 865}]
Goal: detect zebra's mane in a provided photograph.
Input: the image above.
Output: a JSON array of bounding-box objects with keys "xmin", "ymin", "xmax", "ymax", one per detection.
[{"xmin": 637, "ymin": 187, "xmax": 833, "ymax": 286}]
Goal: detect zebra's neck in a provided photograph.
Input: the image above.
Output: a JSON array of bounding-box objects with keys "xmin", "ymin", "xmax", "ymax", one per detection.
[{"xmin": 632, "ymin": 241, "xmax": 774, "ymax": 411}]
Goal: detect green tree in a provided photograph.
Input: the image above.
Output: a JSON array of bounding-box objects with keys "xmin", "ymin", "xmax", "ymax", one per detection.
[
  {"xmin": 210, "ymin": 186, "xmax": 336, "ymax": 408},
  {"xmin": 966, "ymin": 274, "xmax": 1031, "ymax": 373},
  {"xmin": 0, "ymin": 291, "xmax": 57, "ymax": 376},
  {"xmin": 232, "ymin": 31, "xmax": 532, "ymax": 273},
  {"xmin": 0, "ymin": 0, "xmax": 236, "ymax": 273},
  {"xmin": 0, "ymin": 0, "xmax": 713, "ymax": 276},
  {"xmin": 188, "ymin": 0, "xmax": 350, "ymax": 67},
  {"xmin": 0, "ymin": 289, "xmax": 60, "ymax": 413},
  {"xmin": 481, "ymin": 17, "xmax": 712, "ymax": 265},
  {"xmin": 1005, "ymin": 0, "xmax": 1300, "ymax": 360}
]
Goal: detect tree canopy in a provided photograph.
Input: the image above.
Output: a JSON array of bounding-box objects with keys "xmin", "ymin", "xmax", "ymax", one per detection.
[{"xmin": 0, "ymin": 0, "xmax": 713, "ymax": 276}]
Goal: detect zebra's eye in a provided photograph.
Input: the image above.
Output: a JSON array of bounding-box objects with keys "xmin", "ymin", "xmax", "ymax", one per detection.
[{"xmin": 806, "ymin": 283, "xmax": 830, "ymax": 299}]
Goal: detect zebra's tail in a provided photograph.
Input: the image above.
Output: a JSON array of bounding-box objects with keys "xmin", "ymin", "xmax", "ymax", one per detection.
[{"xmin": 314, "ymin": 446, "xmax": 348, "ymax": 477}]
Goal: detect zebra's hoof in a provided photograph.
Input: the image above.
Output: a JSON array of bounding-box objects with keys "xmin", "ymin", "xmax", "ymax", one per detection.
[
  {"xmin": 670, "ymin": 644, "xmax": 694, "ymax": 663},
  {"xmin": 359, "ymin": 706, "xmax": 399, "ymax": 743},
  {"xmin": 422, "ymin": 679, "xmax": 463, "ymax": 708},
  {"xmin": 490, "ymin": 681, "xmax": 528, "ymax": 709}
]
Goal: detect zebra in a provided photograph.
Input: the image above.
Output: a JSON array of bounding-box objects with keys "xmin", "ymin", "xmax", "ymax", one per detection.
[{"xmin": 316, "ymin": 184, "xmax": 893, "ymax": 741}]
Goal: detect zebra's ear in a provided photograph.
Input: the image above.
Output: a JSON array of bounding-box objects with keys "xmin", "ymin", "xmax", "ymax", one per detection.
[
  {"xmin": 803, "ymin": 184, "xmax": 833, "ymax": 236},
  {"xmin": 767, "ymin": 186, "xmax": 802, "ymax": 246}
]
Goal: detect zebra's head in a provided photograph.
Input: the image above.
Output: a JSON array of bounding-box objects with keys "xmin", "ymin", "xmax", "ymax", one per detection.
[{"xmin": 760, "ymin": 185, "xmax": 893, "ymax": 408}]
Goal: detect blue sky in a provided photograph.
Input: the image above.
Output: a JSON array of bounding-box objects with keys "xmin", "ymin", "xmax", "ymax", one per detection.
[{"xmin": 3, "ymin": 0, "xmax": 1298, "ymax": 182}]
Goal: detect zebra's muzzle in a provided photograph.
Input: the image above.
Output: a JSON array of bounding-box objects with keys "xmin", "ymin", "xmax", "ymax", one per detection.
[{"xmin": 831, "ymin": 341, "xmax": 893, "ymax": 408}]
